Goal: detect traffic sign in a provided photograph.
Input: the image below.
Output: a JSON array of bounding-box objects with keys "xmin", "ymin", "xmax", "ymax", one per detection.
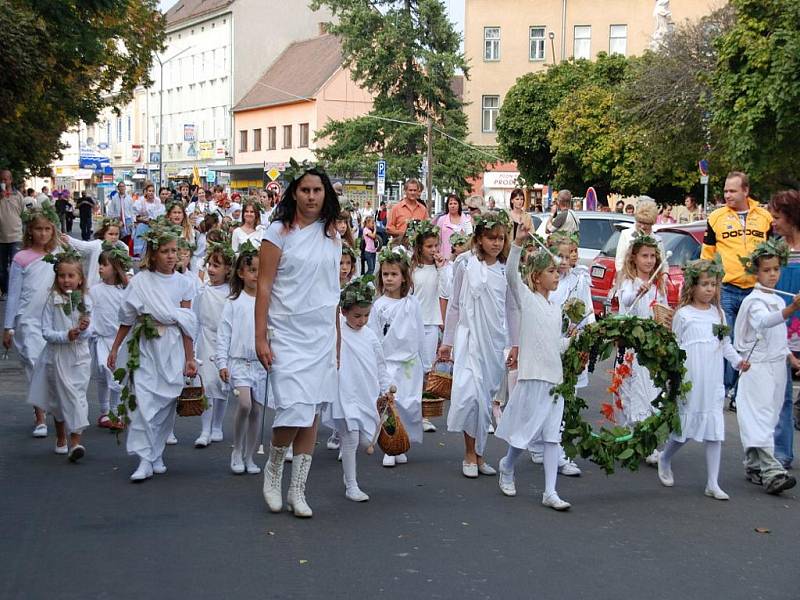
[
  {"xmin": 700, "ymin": 175, "xmax": 709, "ymax": 185},
  {"xmin": 698, "ymin": 159, "xmax": 709, "ymax": 177},
  {"xmin": 377, "ymin": 159, "xmax": 387, "ymax": 197},
  {"xmin": 266, "ymin": 181, "xmax": 281, "ymax": 196},
  {"xmin": 266, "ymin": 168, "xmax": 280, "ymax": 181}
]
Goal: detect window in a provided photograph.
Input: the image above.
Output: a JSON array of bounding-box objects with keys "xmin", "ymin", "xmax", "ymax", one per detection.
[
  {"xmin": 127, "ymin": 115, "xmax": 132, "ymax": 141},
  {"xmin": 609, "ymin": 24, "xmax": 627, "ymax": 56},
  {"xmin": 299, "ymin": 123, "xmax": 309, "ymax": 148},
  {"xmin": 481, "ymin": 95, "xmax": 499, "ymax": 133},
  {"xmin": 252, "ymin": 128, "xmax": 262, "ymax": 151},
  {"xmin": 267, "ymin": 127, "xmax": 276, "ymax": 150},
  {"xmin": 116, "ymin": 117, "xmax": 122, "ymax": 142},
  {"xmin": 282, "ymin": 124, "xmax": 292, "ymax": 148},
  {"xmin": 529, "ymin": 27, "xmax": 546, "ymax": 61},
  {"xmin": 574, "ymin": 25, "xmax": 591, "ymax": 59},
  {"xmin": 484, "ymin": 27, "xmax": 500, "ymax": 61},
  {"xmin": 239, "ymin": 129, "xmax": 247, "ymax": 152}
]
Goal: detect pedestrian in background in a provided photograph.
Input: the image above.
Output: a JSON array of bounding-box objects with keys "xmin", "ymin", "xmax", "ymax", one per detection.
[
  {"xmin": 78, "ymin": 191, "xmax": 95, "ymax": 241},
  {"xmin": 0, "ymin": 169, "xmax": 25, "ymax": 298}
]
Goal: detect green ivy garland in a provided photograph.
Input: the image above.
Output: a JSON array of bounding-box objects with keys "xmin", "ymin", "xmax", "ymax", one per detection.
[{"xmin": 552, "ymin": 315, "xmax": 690, "ymax": 474}]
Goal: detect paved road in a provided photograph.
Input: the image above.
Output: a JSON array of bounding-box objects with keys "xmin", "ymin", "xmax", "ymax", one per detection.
[{"xmin": 1, "ymin": 325, "xmax": 798, "ymax": 600}]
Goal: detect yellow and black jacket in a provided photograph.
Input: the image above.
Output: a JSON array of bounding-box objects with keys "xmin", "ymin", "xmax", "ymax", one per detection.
[{"xmin": 701, "ymin": 198, "xmax": 773, "ymax": 288}]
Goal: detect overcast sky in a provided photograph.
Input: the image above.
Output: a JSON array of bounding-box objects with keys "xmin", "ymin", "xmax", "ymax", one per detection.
[{"xmin": 158, "ymin": 0, "xmax": 466, "ymax": 40}]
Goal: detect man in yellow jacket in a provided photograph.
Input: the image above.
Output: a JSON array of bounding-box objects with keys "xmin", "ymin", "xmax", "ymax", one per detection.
[{"xmin": 701, "ymin": 171, "xmax": 773, "ymax": 397}]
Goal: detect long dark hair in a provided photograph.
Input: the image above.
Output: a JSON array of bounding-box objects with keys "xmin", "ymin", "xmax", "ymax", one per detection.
[
  {"xmin": 272, "ymin": 168, "xmax": 340, "ymax": 237},
  {"xmin": 228, "ymin": 251, "xmax": 258, "ymax": 300}
]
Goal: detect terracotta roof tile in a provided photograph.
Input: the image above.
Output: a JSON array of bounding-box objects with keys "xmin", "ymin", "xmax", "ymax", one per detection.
[
  {"xmin": 233, "ymin": 34, "xmax": 344, "ymax": 112},
  {"xmin": 165, "ymin": 0, "xmax": 234, "ymax": 27}
]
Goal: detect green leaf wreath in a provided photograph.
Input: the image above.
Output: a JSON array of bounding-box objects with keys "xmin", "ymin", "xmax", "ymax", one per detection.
[{"xmin": 552, "ymin": 315, "xmax": 689, "ymax": 474}]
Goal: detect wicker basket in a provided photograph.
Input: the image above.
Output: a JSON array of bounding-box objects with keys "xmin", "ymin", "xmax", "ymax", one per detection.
[
  {"xmin": 424, "ymin": 360, "xmax": 453, "ymax": 400},
  {"xmin": 652, "ymin": 303, "xmax": 674, "ymax": 328},
  {"xmin": 422, "ymin": 397, "xmax": 445, "ymax": 418},
  {"xmin": 176, "ymin": 375, "xmax": 206, "ymax": 417},
  {"xmin": 377, "ymin": 386, "xmax": 411, "ymax": 456}
]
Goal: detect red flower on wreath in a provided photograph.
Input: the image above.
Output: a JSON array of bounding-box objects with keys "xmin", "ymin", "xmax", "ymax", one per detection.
[{"xmin": 602, "ymin": 354, "xmax": 635, "ymax": 423}]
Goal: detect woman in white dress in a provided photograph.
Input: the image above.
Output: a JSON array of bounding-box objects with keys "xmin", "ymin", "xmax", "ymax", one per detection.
[
  {"xmin": 256, "ymin": 165, "xmax": 341, "ymax": 518},
  {"xmin": 231, "ymin": 198, "xmax": 263, "ymax": 253},
  {"xmin": 658, "ymin": 259, "xmax": 747, "ymax": 500}
]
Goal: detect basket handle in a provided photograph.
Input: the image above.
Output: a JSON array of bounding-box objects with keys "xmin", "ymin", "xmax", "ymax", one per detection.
[{"xmin": 184, "ymin": 372, "xmax": 204, "ymax": 387}]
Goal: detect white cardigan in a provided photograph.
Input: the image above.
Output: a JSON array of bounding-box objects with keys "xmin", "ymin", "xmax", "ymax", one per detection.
[{"xmin": 507, "ymin": 244, "xmax": 568, "ymax": 384}]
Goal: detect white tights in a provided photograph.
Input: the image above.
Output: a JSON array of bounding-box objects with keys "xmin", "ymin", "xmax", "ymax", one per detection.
[
  {"xmin": 96, "ymin": 379, "xmax": 121, "ymax": 415},
  {"xmin": 660, "ymin": 439, "xmax": 723, "ymax": 491},
  {"xmin": 232, "ymin": 387, "xmax": 263, "ymax": 463},
  {"xmin": 504, "ymin": 441, "xmax": 560, "ymax": 496},
  {"xmin": 199, "ymin": 397, "xmax": 228, "ymax": 437},
  {"xmin": 340, "ymin": 429, "xmax": 368, "ymax": 492}
]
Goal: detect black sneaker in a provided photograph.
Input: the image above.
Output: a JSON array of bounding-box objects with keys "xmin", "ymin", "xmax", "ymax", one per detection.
[
  {"xmin": 745, "ymin": 470, "xmax": 763, "ymax": 486},
  {"xmin": 766, "ymin": 473, "xmax": 797, "ymax": 495}
]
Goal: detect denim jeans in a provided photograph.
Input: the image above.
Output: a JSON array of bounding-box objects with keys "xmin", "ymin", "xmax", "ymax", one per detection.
[
  {"xmin": 721, "ymin": 283, "xmax": 752, "ymax": 391},
  {"xmin": 0, "ymin": 241, "xmax": 20, "ymax": 295},
  {"xmin": 774, "ymin": 354, "xmax": 798, "ymax": 467},
  {"xmin": 364, "ymin": 252, "xmax": 376, "ymax": 275}
]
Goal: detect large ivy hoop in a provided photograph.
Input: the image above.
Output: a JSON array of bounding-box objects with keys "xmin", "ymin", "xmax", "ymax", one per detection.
[{"xmin": 552, "ymin": 315, "xmax": 690, "ymax": 474}]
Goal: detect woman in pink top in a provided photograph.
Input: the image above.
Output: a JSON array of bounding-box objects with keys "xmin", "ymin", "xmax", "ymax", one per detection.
[
  {"xmin": 656, "ymin": 205, "xmax": 676, "ymax": 224},
  {"xmin": 437, "ymin": 194, "xmax": 471, "ymax": 257}
]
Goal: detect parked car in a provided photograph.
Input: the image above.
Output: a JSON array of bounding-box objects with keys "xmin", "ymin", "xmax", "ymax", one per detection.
[
  {"xmin": 536, "ymin": 212, "xmax": 635, "ymax": 266},
  {"xmin": 589, "ymin": 221, "xmax": 706, "ymax": 316}
]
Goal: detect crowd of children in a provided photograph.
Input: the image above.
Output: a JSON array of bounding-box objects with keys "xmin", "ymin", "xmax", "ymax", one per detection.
[{"xmin": 3, "ymin": 175, "xmax": 798, "ymax": 518}]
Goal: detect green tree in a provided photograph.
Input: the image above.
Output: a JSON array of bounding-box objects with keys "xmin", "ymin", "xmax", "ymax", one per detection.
[
  {"xmin": 0, "ymin": 0, "xmax": 165, "ymax": 176},
  {"xmin": 711, "ymin": 0, "xmax": 800, "ymax": 189},
  {"xmin": 495, "ymin": 53, "xmax": 628, "ymax": 187},
  {"xmin": 309, "ymin": 0, "xmax": 484, "ymax": 195}
]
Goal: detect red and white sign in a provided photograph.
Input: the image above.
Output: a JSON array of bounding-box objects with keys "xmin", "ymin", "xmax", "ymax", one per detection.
[{"xmin": 266, "ymin": 181, "xmax": 282, "ymax": 196}]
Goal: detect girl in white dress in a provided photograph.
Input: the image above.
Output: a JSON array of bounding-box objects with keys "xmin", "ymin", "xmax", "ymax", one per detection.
[
  {"xmin": 734, "ymin": 241, "xmax": 800, "ymax": 495},
  {"xmin": 193, "ymin": 241, "xmax": 233, "ymax": 447},
  {"xmin": 257, "ymin": 166, "xmax": 341, "ymax": 518},
  {"xmin": 495, "ymin": 219, "xmax": 572, "ymax": 511},
  {"xmin": 440, "ymin": 211, "xmax": 515, "ymax": 478},
  {"xmin": 218, "ymin": 241, "xmax": 268, "ymax": 475},
  {"xmin": 369, "ymin": 245, "xmax": 426, "ymax": 468},
  {"xmin": 617, "ymin": 234, "xmax": 667, "ymax": 464},
  {"xmin": 91, "ymin": 246, "xmax": 131, "ymax": 430},
  {"xmin": 3, "ymin": 206, "xmax": 60, "ymax": 437},
  {"xmin": 191, "ymin": 214, "xmax": 220, "ymax": 278},
  {"xmin": 409, "ymin": 220, "xmax": 451, "ymax": 433},
  {"xmin": 107, "ymin": 221, "xmax": 198, "ymax": 482},
  {"xmin": 166, "ymin": 201, "xmax": 196, "ymax": 247},
  {"xmin": 28, "ymin": 250, "xmax": 92, "ymax": 461},
  {"xmin": 326, "ymin": 276, "xmax": 390, "ymax": 501},
  {"xmin": 658, "ymin": 258, "xmax": 748, "ymax": 500},
  {"xmin": 64, "ymin": 218, "xmax": 129, "ymax": 288},
  {"xmin": 231, "ymin": 199, "xmax": 264, "ymax": 253}
]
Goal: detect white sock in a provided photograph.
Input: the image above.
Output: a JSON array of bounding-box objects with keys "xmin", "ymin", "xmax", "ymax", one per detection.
[
  {"xmin": 96, "ymin": 379, "xmax": 110, "ymax": 415},
  {"xmin": 705, "ymin": 440, "xmax": 722, "ymax": 491},
  {"xmin": 245, "ymin": 400, "xmax": 263, "ymax": 463},
  {"xmin": 543, "ymin": 442, "xmax": 560, "ymax": 497},
  {"xmin": 211, "ymin": 397, "xmax": 227, "ymax": 433},
  {"xmin": 109, "ymin": 388, "xmax": 121, "ymax": 412},
  {"xmin": 660, "ymin": 439, "xmax": 685, "ymax": 469},
  {"xmin": 340, "ymin": 429, "xmax": 359, "ymax": 491},
  {"xmin": 199, "ymin": 407, "xmax": 213, "ymax": 437},
  {"xmin": 232, "ymin": 387, "xmax": 250, "ymax": 454}
]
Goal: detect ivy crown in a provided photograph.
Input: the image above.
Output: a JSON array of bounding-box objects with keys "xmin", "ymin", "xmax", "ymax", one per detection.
[
  {"xmin": 630, "ymin": 232, "xmax": 660, "ymax": 252},
  {"xmin": 449, "ymin": 232, "xmax": 471, "ymax": 247},
  {"xmin": 101, "ymin": 241, "xmax": 133, "ymax": 269},
  {"xmin": 739, "ymin": 238, "xmax": 790, "ymax": 275},
  {"xmin": 340, "ymin": 274, "xmax": 376, "ymax": 309},
  {"xmin": 342, "ymin": 243, "xmax": 357, "ymax": 260},
  {"xmin": 682, "ymin": 255, "xmax": 724, "ymax": 286},
  {"xmin": 519, "ymin": 247, "xmax": 557, "ymax": 279},
  {"xmin": 284, "ymin": 157, "xmax": 324, "ymax": 184},
  {"xmin": 141, "ymin": 217, "xmax": 182, "ymax": 248},
  {"xmin": 406, "ymin": 219, "xmax": 440, "ymax": 247},
  {"xmin": 22, "ymin": 199, "xmax": 59, "ymax": 227},
  {"xmin": 237, "ymin": 239, "xmax": 260, "ymax": 259},
  {"xmin": 206, "ymin": 240, "xmax": 235, "ymax": 265},
  {"xmin": 378, "ymin": 243, "xmax": 411, "ymax": 266},
  {"xmin": 43, "ymin": 245, "xmax": 82, "ymax": 272},
  {"xmin": 548, "ymin": 230, "xmax": 579, "ymax": 247},
  {"xmin": 472, "ymin": 209, "xmax": 511, "ymax": 232}
]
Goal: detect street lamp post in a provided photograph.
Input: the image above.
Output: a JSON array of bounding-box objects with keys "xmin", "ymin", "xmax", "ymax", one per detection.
[
  {"xmin": 155, "ymin": 46, "xmax": 192, "ymax": 188},
  {"xmin": 549, "ymin": 31, "xmax": 556, "ymax": 65}
]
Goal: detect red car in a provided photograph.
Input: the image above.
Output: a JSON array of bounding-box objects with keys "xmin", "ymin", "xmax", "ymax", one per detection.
[{"xmin": 589, "ymin": 222, "xmax": 707, "ymax": 317}]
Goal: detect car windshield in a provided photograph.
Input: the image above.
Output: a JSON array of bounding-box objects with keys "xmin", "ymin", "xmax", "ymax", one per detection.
[
  {"xmin": 579, "ymin": 219, "xmax": 625, "ymax": 250},
  {"xmin": 600, "ymin": 230, "xmax": 699, "ymax": 266}
]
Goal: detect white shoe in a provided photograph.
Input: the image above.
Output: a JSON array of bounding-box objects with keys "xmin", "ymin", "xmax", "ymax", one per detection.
[
  {"xmin": 194, "ymin": 434, "xmax": 210, "ymax": 448},
  {"xmin": 395, "ymin": 453, "xmax": 408, "ymax": 464},
  {"xmin": 658, "ymin": 457, "xmax": 674, "ymax": 487},
  {"xmin": 68, "ymin": 445, "xmax": 85, "ymax": 462},
  {"xmin": 531, "ymin": 452, "xmax": 544, "ymax": 464},
  {"xmin": 245, "ymin": 458, "xmax": 262, "ymax": 474},
  {"xmin": 151, "ymin": 457, "xmax": 167, "ymax": 474},
  {"xmin": 704, "ymin": 486, "xmax": 730, "ymax": 501},
  {"xmin": 645, "ymin": 449, "xmax": 660, "ymax": 466},
  {"xmin": 382, "ymin": 454, "xmax": 396, "ymax": 468},
  {"xmin": 498, "ymin": 457, "xmax": 516, "ymax": 496},
  {"xmin": 478, "ymin": 462, "xmax": 497, "ymax": 476},
  {"xmin": 210, "ymin": 429, "xmax": 224, "ymax": 442},
  {"xmin": 230, "ymin": 450, "xmax": 245, "ymax": 474},
  {"xmin": 487, "ymin": 423, "xmax": 495, "ymax": 434},
  {"xmin": 166, "ymin": 433, "xmax": 178, "ymax": 445},
  {"xmin": 326, "ymin": 432, "xmax": 340, "ymax": 450},
  {"xmin": 558, "ymin": 459, "xmax": 582, "ymax": 477},
  {"xmin": 422, "ymin": 418, "xmax": 437, "ymax": 432},
  {"xmin": 284, "ymin": 446, "xmax": 294, "ymax": 462},
  {"xmin": 542, "ymin": 492, "xmax": 571, "ymax": 511},
  {"xmin": 54, "ymin": 443, "xmax": 68, "ymax": 455},
  {"xmin": 262, "ymin": 444, "xmax": 289, "ymax": 512},
  {"xmin": 462, "ymin": 461, "xmax": 479, "ymax": 478},
  {"xmin": 33, "ymin": 423, "xmax": 48, "ymax": 438},
  {"xmin": 130, "ymin": 459, "xmax": 154, "ymax": 482},
  {"xmin": 345, "ymin": 487, "xmax": 370, "ymax": 502},
  {"xmin": 286, "ymin": 454, "xmax": 313, "ymax": 518}
]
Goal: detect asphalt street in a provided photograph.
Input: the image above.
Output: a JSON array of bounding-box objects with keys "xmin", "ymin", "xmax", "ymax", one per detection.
[{"xmin": 1, "ymin": 321, "xmax": 798, "ymax": 600}]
